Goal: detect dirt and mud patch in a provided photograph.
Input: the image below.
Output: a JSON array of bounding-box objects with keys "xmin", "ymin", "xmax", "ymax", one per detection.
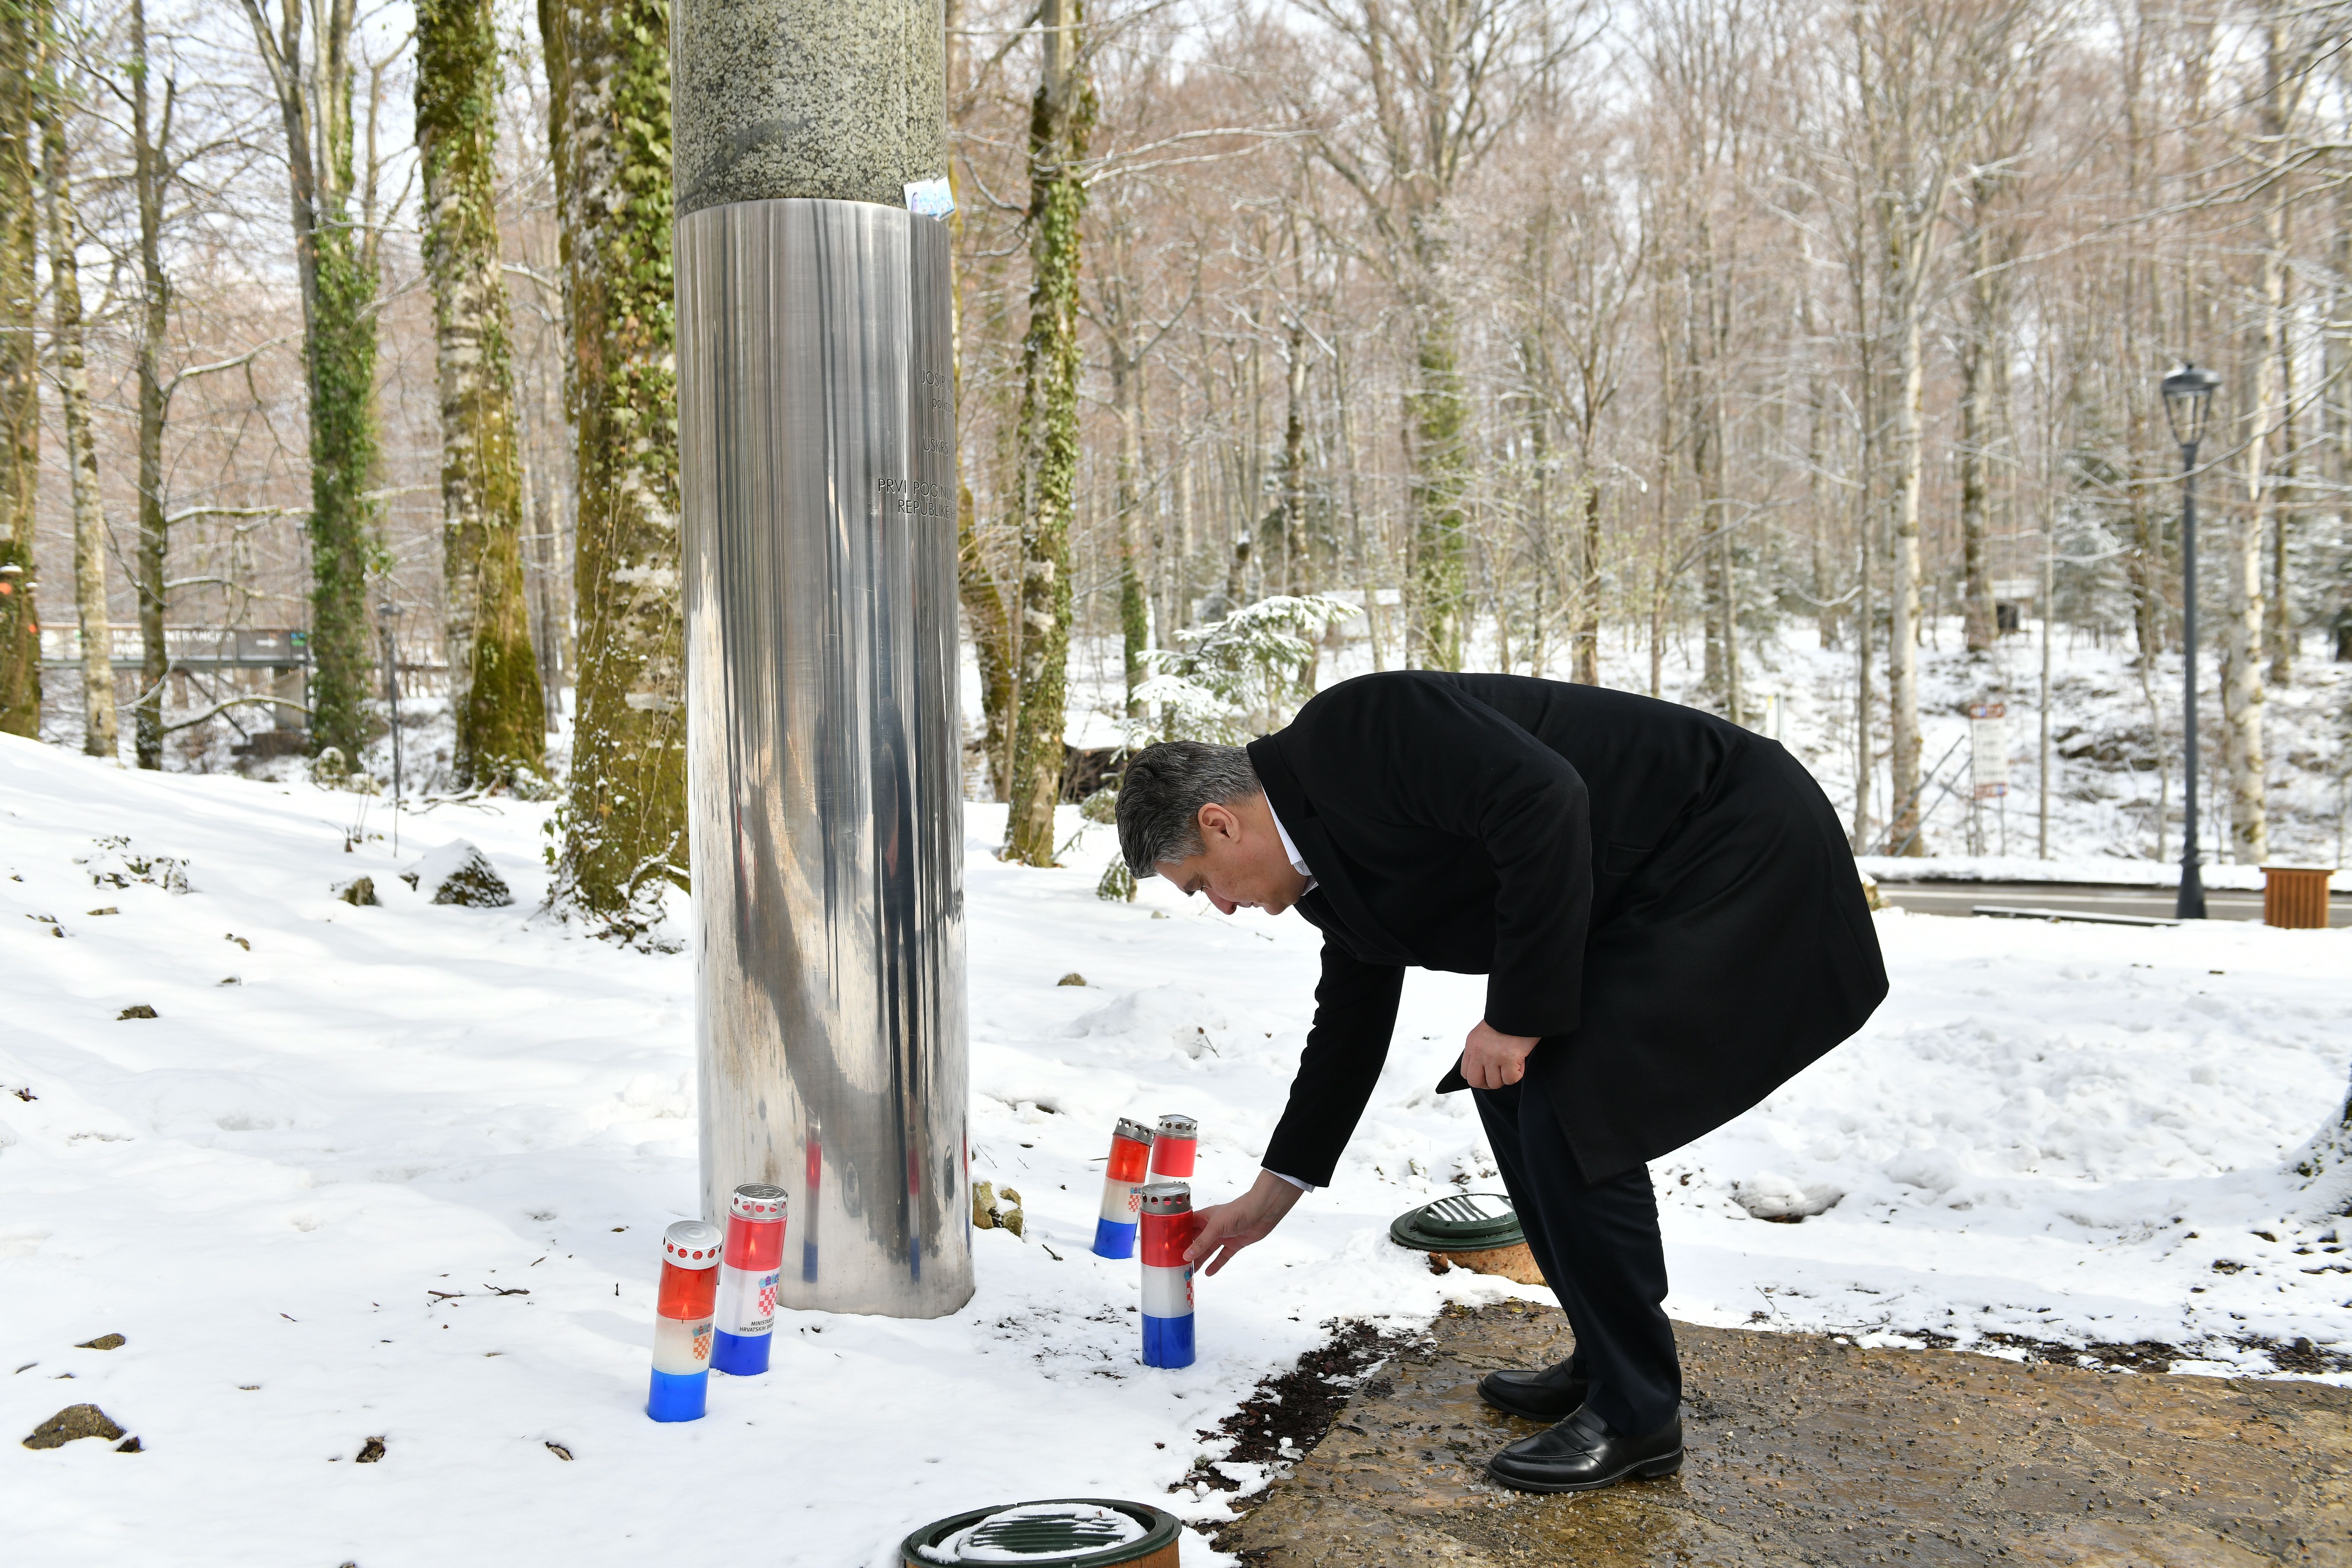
[
  {"xmin": 1188, "ymin": 1318, "xmax": 1423, "ymax": 1498},
  {"xmin": 1216, "ymin": 1300, "xmax": 2352, "ymax": 1566}
]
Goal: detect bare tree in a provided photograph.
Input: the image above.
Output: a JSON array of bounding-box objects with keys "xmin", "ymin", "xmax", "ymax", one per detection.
[
  {"xmin": 42, "ymin": 28, "xmax": 115, "ymax": 756},
  {"xmin": 1292, "ymin": 0, "xmax": 1583, "ymax": 670},
  {"xmin": 1847, "ymin": 0, "xmax": 2032, "ymax": 853},
  {"xmin": 0, "ymin": 0, "xmax": 43, "ymax": 736}
]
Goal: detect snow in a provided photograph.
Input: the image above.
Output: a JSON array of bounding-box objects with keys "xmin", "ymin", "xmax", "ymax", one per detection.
[{"xmin": 6, "ymin": 724, "xmax": 2351, "ymax": 1566}]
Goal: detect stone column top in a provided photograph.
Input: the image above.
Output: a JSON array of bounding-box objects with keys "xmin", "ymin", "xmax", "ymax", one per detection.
[{"xmin": 672, "ymin": 0, "xmax": 946, "ymax": 217}]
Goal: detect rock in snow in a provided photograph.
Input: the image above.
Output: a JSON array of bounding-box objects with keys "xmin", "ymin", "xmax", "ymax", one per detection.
[
  {"xmin": 400, "ymin": 840, "xmax": 512, "ymax": 907},
  {"xmin": 22, "ymin": 1404, "xmax": 125, "ymax": 1450}
]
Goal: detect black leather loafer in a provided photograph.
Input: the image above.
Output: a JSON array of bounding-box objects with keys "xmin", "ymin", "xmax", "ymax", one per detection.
[
  {"xmin": 1484, "ymin": 1405, "xmax": 1683, "ymax": 1494},
  {"xmin": 1475, "ymin": 1356, "xmax": 1589, "ymax": 1421}
]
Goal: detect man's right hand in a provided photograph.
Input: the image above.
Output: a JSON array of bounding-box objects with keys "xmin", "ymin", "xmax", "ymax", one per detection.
[{"xmin": 1186, "ymin": 1168, "xmax": 1308, "ymax": 1275}]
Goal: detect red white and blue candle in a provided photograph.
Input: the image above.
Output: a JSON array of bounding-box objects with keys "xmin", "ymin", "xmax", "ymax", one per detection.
[
  {"xmin": 647, "ymin": 1220, "xmax": 722, "ymax": 1422},
  {"xmin": 712, "ymin": 1184, "xmax": 787, "ymax": 1376},
  {"xmin": 1139, "ymin": 1181, "xmax": 1200, "ymax": 1369},
  {"xmin": 1149, "ymin": 1114, "xmax": 1197, "ymax": 1180},
  {"xmin": 1091, "ymin": 1117, "xmax": 1155, "ymax": 1260}
]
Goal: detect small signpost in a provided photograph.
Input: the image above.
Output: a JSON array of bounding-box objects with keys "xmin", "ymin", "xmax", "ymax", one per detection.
[{"xmin": 1968, "ymin": 702, "xmax": 2008, "ymax": 855}]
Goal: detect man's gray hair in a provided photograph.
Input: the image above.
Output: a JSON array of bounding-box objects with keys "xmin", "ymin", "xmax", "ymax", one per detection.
[{"xmin": 1116, "ymin": 741, "xmax": 1262, "ymax": 877}]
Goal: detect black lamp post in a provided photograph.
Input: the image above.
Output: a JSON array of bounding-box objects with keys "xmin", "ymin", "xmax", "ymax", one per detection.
[{"xmin": 2160, "ymin": 362, "xmax": 2219, "ymax": 921}]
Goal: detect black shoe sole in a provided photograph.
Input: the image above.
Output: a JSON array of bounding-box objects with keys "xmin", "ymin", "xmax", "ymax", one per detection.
[
  {"xmin": 1483, "ymin": 1448, "xmax": 1683, "ymax": 1494},
  {"xmin": 1474, "ymin": 1380, "xmax": 1589, "ymax": 1424}
]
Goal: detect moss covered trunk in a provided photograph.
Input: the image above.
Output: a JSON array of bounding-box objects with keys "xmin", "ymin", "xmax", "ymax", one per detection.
[
  {"xmin": 540, "ymin": 0, "xmax": 685, "ymax": 921},
  {"xmin": 302, "ymin": 201, "xmax": 380, "ymax": 762},
  {"xmin": 1003, "ymin": 0, "xmax": 1092, "ymax": 865},
  {"xmin": 242, "ymin": 0, "xmax": 384, "ymax": 763},
  {"xmin": 0, "ymin": 0, "xmax": 43, "ymax": 737},
  {"xmin": 419, "ymin": 0, "xmax": 543, "ymax": 788},
  {"xmin": 1405, "ymin": 302, "xmax": 1468, "ymax": 672}
]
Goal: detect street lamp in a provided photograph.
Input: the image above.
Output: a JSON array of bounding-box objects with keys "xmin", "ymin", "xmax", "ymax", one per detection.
[{"xmin": 2160, "ymin": 362, "xmax": 2220, "ymax": 920}]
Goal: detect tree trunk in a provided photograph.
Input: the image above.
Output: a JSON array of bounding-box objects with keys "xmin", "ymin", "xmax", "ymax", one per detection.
[
  {"xmin": 959, "ymin": 474, "xmax": 1013, "ymax": 799},
  {"xmin": 1886, "ymin": 271, "xmax": 1929, "ymax": 855},
  {"xmin": 0, "ymin": 1, "xmax": 42, "ymax": 738},
  {"xmin": 43, "ymin": 71, "xmax": 115, "ymax": 758},
  {"xmin": 419, "ymin": 0, "xmax": 544, "ymax": 788},
  {"xmin": 241, "ymin": 0, "xmax": 384, "ymax": 764},
  {"xmin": 1277, "ymin": 318, "xmax": 1307, "ymax": 599},
  {"xmin": 129, "ymin": 0, "xmax": 169, "ymax": 768},
  {"xmin": 1112, "ymin": 340, "xmax": 1146, "ymax": 717},
  {"xmin": 1956, "ymin": 218, "xmax": 1998, "ymax": 655},
  {"xmin": 1003, "ymin": 0, "xmax": 1092, "ymax": 866},
  {"xmin": 2226, "ymin": 357, "xmax": 2271, "ymax": 864},
  {"xmin": 518, "ymin": 454, "xmax": 564, "ymax": 730},
  {"xmin": 2264, "ymin": 195, "xmax": 2295, "ymax": 688},
  {"xmin": 541, "ymin": 0, "xmax": 687, "ymax": 920},
  {"xmin": 2222, "ymin": 17, "xmax": 2296, "ymax": 864},
  {"xmin": 1406, "ymin": 302, "xmax": 1469, "ymax": 671},
  {"xmin": 1685, "ymin": 229, "xmax": 1738, "ymax": 720},
  {"xmin": 944, "ymin": 13, "xmax": 1012, "ymax": 801}
]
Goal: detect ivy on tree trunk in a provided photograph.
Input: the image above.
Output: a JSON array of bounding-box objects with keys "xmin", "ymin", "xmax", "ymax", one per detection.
[
  {"xmin": 1004, "ymin": 0, "xmax": 1094, "ymax": 866},
  {"xmin": 241, "ymin": 0, "xmax": 385, "ymax": 765},
  {"xmin": 418, "ymin": 0, "xmax": 543, "ymax": 789},
  {"xmin": 540, "ymin": 0, "xmax": 686, "ymax": 925}
]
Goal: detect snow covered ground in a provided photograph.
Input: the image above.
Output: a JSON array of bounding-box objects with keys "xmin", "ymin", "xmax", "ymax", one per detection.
[{"xmin": 5, "ymin": 729, "xmax": 2350, "ymax": 1567}]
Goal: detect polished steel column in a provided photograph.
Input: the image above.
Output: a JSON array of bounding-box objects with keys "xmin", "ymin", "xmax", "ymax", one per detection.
[{"xmin": 678, "ymin": 199, "xmax": 970, "ymax": 1317}]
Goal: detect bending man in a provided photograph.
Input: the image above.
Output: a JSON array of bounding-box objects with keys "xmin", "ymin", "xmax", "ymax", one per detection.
[{"xmin": 1115, "ymin": 671, "xmax": 1887, "ymax": 1494}]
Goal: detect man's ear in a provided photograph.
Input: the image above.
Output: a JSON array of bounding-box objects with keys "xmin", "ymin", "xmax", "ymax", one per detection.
[{"xmin": 1196, "ymin": 800, "xmax": 1239, "ymax": 843}]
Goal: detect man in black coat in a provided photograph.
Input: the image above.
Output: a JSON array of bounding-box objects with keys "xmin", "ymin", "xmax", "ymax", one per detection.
[{"xmin": 1115, "ymin": 670, "xmax": 1887, "ymax": 1493}]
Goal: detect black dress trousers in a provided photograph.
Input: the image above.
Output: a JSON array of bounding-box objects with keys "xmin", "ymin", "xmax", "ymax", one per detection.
[{"xmin": 1473, "ymin": 1079, "xmax": 1680, "ymax": 1437}]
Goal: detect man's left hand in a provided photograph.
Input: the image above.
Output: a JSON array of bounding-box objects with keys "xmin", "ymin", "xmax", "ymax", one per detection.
[{"xmin": 1462, "ymin": 1021, "xmax": 1541, "ymax": 1090}]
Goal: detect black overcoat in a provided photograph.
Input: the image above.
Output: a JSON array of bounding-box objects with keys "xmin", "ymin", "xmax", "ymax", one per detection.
[{"xmin": 1248, "ymin": 671, "xmax": 1887, "ymax": 1187}]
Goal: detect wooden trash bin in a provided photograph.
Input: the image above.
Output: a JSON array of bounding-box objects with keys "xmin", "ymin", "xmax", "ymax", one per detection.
[{"xmin": 2262, "ymin": 865, "xmax": 2334, "ymax": 929}]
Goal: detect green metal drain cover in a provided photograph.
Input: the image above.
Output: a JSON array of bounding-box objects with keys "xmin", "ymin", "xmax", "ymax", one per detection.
[
  {"xmin": 903, "ymin": 1498, "xmax": 1177, "ymax": 1566},
  {"xmin": 1389, "ymin": 1192, "xmax": 1524, "ymax": 1252}
]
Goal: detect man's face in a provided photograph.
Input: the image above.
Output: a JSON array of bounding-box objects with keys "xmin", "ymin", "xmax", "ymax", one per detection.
[{"xmin": 1155, "ymin": 795, "xmax": 1310, "ymax": 917}]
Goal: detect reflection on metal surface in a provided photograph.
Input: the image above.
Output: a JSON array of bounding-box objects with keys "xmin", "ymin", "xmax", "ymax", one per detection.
[{"xmin": 679, "ymin": 198, "xmax": 970, "ymax": 1318}]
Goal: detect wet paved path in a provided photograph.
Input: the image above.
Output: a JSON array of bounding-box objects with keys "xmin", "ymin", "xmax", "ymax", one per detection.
[
  {"xmin": 1219, "ymin": 1302, "xmax": 2351, "ymax": 1566},
  {"xmin": 1871, "ymin": 880, "xmax": 2352, "ymax": 928}
]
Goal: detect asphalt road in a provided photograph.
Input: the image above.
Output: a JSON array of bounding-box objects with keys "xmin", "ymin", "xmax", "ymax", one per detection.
[{"xmin": 1873, "ymin": 879, "xmax": 2352, "ymax": 928}]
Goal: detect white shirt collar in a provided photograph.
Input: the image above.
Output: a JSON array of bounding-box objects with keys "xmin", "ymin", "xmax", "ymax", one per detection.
[{"xmin": 1265, "ymin": 799, "xmax": 1318, "ymax": 894}]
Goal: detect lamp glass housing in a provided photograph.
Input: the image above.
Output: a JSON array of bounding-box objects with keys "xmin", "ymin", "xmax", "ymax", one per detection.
[{"xmin": 2160, "ymin": 363, "xmax": 2219, "ymax": 449}]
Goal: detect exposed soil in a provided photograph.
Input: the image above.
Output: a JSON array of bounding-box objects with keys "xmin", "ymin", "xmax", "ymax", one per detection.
[
  {"xmin": 1968, "ymin": 1329, "xmax": 2352, "ymax": 1378},
  {"xmin": 1218, "ymin": 1301, "xmax": 2352, "ymax": 1566},
  {"xmin": 1186, "ymin": 1318, "xmax": 1422, "ymax": 1504}
]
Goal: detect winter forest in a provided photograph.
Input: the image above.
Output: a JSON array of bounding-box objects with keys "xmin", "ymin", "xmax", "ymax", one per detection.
[{"xmin": 2, "ymin": 0, "xmax": 2350, "ymax": 928}]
